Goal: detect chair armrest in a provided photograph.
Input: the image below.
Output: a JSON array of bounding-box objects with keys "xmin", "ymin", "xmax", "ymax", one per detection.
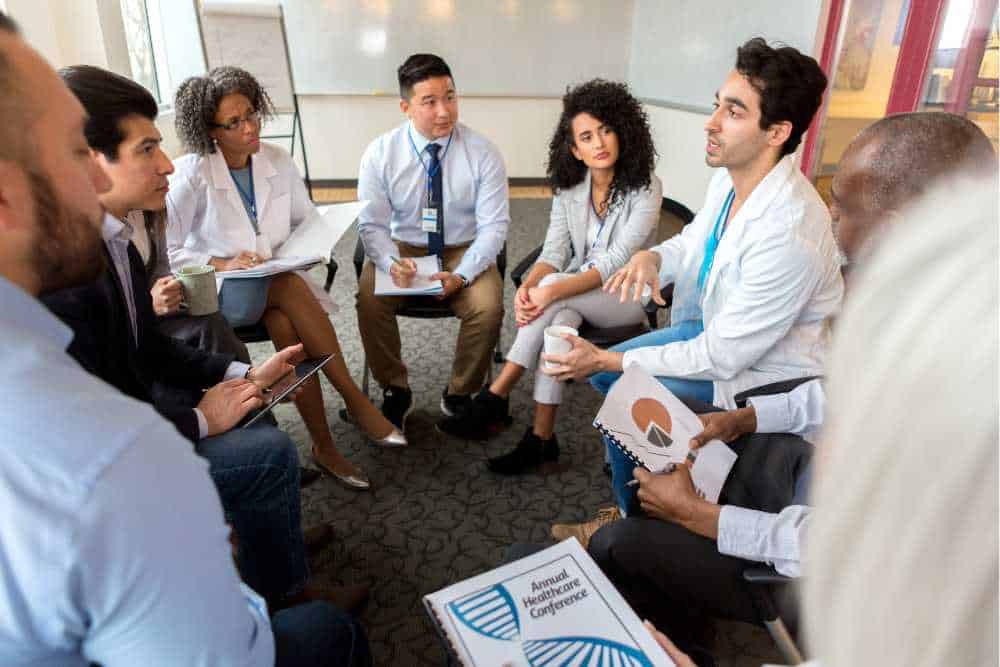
[
  {"xmin": 496, "ymin": 242, "xmax": 508, "ymax": 280},
  {"xmin": 511, "ymin": 246, "xmax": 543, "ymax": 288},
  {"xmin": 742, "ymin": 566, "xmax": 793, "ymax": 586},
  {"xmin": 733, "ymin": 377, "xmax": 822, "ymax": 407}
]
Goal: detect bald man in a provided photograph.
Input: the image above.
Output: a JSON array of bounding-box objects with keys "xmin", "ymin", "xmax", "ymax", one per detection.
[
  {"xmin": 580, "ymin": 112, "xmax": 997, "ymax": 656},
  {"xmin": 0, "ymin": 13, "xmax": 369, "ymax": 666}
]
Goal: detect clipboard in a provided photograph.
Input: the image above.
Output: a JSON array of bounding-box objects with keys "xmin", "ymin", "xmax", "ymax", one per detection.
[{"xmin": 242, "ymin": 354, "xmax": 335, "ymax": 428}]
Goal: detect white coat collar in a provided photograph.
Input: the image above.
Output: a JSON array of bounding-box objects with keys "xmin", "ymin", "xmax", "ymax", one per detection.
[
  {"xmin": 731, "ymin": 153, "xmax": 797, "ymax": 225},
  {"xmin": 207, "ymin": 146, "xmax": 278, "ymax": 223}
]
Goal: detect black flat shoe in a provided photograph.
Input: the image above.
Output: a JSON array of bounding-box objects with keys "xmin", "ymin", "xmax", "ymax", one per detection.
[
  {"xmin": 487, "ymin": 427, "xmax": 559, "ymax": 475},
  {"xmin": 437, "ymin": 388, "xmax": 511, "ymax": 440}
]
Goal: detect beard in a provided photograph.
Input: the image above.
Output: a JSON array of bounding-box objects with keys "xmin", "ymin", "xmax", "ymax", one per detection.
[{"xmin": 28, "ymin": 169, "xmax": 107, "ymax": 295}]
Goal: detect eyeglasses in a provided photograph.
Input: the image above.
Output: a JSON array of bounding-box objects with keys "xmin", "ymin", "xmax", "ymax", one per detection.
[{"xmin": 212, "ymin": 110, "xmax": 262, "ymax": 132}]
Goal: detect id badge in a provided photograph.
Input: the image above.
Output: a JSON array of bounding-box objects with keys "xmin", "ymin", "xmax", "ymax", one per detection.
[{"xmin": 421, "ymin": 207, "xmax": 438, "ymax": 232}]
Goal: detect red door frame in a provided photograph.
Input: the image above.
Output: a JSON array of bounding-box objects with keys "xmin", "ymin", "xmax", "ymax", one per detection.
[
  {"xmin": 943, "ymin": 0, "xmax": 997, "ymax": 113},
  {"xmin": 802, "ymin": 0, "xmax": 958, "ymax": 178}
]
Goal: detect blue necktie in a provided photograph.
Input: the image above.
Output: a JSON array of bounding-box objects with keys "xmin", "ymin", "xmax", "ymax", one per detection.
[{"xmin": 426, "ymin": 143, "xmax": 444, "ymax": 256}]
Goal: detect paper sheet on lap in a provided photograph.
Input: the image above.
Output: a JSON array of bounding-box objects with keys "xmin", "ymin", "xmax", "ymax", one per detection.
[
  {"xmin": 374, "ymin": 254, "xmax": 444, "ymax": 296},
  {"xmin": 595, "ymin": 365, "xmax": 738, "ymax": 502}
]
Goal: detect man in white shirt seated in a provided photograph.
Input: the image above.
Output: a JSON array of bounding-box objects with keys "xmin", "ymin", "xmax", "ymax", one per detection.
[
  {"xmin": 0, "ymin": 15, "xmax": 369, "ymax": 666},
  {"xmin": 583, "ymin": 112, "xmax": 997, "ymax": 659},
  {"xmin": 355, "ymin": 53, "xmax": 509, "ymax": 429},
  {"xmin": 546, "ymin": 38, "xmax": 841, "ymax": 522}
]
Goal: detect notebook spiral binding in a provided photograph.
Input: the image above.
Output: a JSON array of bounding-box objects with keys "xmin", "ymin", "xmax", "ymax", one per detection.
[{"xmin": 594, "ymin": 421, "xmax": 644, "ymax": 468}]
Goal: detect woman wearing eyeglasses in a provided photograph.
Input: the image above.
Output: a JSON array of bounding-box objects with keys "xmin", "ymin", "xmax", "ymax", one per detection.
[{"xmin": 167, "ymin": 66, "xmax": 406, "ymax": 491}]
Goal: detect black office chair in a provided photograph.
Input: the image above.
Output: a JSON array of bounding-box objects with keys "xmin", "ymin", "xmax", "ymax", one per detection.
[
  {"xmin": 509, "ymin": 197, "xmax": 694, "ymax": 348},
  {"xmin": 232, "ymin": 252, "xmax": 339, "ymax": 344},
  {"xmin": 351, "ymin": 237, "xmax": 507, "ymax": 396}
]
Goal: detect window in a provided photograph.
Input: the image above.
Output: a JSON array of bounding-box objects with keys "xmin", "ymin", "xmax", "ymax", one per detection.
[{"xmin": 120, "ymin": 0, "xmax": 205, "ymax": 107}]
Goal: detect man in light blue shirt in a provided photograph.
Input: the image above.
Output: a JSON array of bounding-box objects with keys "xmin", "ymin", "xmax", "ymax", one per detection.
[
  {"xmin": 0, "ymin": 14, "xmax": 369, "ymax": 666},
  {"xmin": 356, "ymin": 53, "xmax": 509, "ymax": 428}
]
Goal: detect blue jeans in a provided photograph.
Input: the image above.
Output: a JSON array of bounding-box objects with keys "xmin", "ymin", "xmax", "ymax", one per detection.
[
  {"xmin": 589, "ymin": 320, "xmax": 714, "ymax": 516},
  {"xmin": 273, "ymin": 601, "xmax": 373, "ymax": 667},
  {"xmin": 196, "ymin": 423, "xmax": 307, "ymax": 604}
]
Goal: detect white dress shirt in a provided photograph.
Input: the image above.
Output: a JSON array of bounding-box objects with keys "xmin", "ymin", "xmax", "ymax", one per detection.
[
  {"xmin": 716, "ymin": 379, "xmax": 824, "ymax": 578},
  {"xmin": 624, "ymin": 155, "xmax": 844, "ymax": 408},
  {"xmin": 357, "ymin": 121, "xmax": 510, "ymax": 281},
  {"xmin": 0, "ymin": 276, "xmax": 273, "ymax": 666}
]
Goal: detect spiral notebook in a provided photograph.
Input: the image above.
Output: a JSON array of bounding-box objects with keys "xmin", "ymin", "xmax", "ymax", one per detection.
[
  {"xmin": 594, "ymin": 365, "xmax": 737, "ymax": 503},
  {"xmin": 424, "ymin": 538, "xmax": 674, "ymax": 667}
]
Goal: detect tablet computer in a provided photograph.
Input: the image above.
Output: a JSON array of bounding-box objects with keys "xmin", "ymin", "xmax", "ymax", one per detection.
[{"xmin": 242, "ymin": 354, "xmax": 335, "ymax": 428}]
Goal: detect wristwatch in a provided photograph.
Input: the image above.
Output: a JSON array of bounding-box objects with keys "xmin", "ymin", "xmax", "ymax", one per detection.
[{"xmin": 456, "ymin": 273, "xmax": 470, "ymax": 288}]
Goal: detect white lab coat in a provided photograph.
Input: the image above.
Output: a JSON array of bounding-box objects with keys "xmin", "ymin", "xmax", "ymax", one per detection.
[
  {"xmin": 625, "ymin": 155, "xmax": 844, "ymax": 408},
  {"xmin": 165, "ymin": 142, "xmax": 335, "ymax": 312}
]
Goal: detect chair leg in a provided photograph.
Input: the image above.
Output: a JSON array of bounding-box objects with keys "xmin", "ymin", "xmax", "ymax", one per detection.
[
  {"xmin": 362, "ymin": 354, "xmax": 370, "ymax": 398},
  {"xmin": 764, "ymin": 618, "xmax": 804, "ymax": 665}
]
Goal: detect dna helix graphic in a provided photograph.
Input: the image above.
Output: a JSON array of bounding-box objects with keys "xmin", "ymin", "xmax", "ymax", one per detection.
[{"xmin": 448, "ymin": 584, "xmax": 654, "ymax": 667}]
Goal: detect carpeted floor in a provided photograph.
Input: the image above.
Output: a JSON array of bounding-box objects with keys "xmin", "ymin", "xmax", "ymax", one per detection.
[{"xmin": 248, "ymin": 199, "xmax": 784, "ymax": 666}]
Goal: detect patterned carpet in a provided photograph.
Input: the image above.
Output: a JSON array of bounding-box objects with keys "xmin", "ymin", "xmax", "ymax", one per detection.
[{"xmin": 248, "ymin": 199, "xmax": 784, "ymax": 666}]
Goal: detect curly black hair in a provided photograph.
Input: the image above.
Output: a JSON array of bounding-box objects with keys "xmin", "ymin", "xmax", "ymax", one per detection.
[
  {"xmin": 735, "ymin": 38, "xmax": 827, "ymax": 157},
  {"xmin": 173, "ymin": 66, "xmax": 276, "ymax": 155},
  {"xmin": 546, "ymin": 79, "xmax": 657, "ymax": 209}
]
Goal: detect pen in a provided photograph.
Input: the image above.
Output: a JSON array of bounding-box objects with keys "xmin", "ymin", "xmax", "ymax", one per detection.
[{"xmin": 625, "ymin": 457, "xmax": 692, "ymax": 487}]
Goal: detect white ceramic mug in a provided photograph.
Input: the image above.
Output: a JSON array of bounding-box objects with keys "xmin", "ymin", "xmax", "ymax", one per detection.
[
  {"xmin": 542, "ymin": 325, "xmax": 579, "ymax": 369},
  {"xmin": 174, "ymin": 265, "xmax": 219, "ymax": 316}
]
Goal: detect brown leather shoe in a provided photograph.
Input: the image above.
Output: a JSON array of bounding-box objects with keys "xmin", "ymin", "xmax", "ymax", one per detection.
[
  {"xmin": 303, "ymin": 523, "xmax": 335, "ymax": 558},
  {"xmin": 550, "ymin": 506, "xmax": 621, "ymax": 550}
]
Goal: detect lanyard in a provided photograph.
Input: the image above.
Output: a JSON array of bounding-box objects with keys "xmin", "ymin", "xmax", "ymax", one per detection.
[
  {"xmin": 698, "ymin": 188, "xmax": 735, "ymax": 289},
  {"xmin": 407, "ymin": 126, "xmax": 453, "ymax": 206},
  {"xmin": 590, "ymin": 182, "xmax": 609, "ymax": 249},
  {"xmin": 229, "ymin": 156, "xmax": 258, "ymax": 232}
]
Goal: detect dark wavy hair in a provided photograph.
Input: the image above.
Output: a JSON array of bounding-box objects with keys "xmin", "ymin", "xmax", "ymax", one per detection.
[
  {"xmin": 546, "ymin": 79, "xmax": 656, "ymax": 209},
  {"xmin": 735, "ymin": 38, "xmax": 827, "ymax": 157},
  {"xmin": 173, "ymin": 66, "xmax": 276, "ymax": 155}
]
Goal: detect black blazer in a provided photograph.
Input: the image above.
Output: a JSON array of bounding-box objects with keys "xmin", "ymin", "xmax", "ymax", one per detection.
[{"xmin": 44, "ymin": 242, "xmax": 234, "ymax": 441}]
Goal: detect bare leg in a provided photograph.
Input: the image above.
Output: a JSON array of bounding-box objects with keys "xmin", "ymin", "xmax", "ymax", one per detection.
[
  {"xmin": 265, "ymin": 273, "xmax": 396, "ymax": 440},
  {"xmin": 489, "ymin": 361, "xmax": 526, "ymax": 398},
  {"xmin": 532, "ymin": 402, "xmax": 558, "ymax": 440},
  {"xmin": 261, "ymin": 308, "xmax": 362, "ymax": 478}
]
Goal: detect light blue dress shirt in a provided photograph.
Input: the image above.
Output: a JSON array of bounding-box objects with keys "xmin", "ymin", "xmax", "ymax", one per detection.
[
  {"xmin": 0, "ymin": 276, "xmax": 273, "ymax": 666},
  {"xmin": 102, "ymin": 215, "xmax": 139, "ymax": 346},
  {"xmin": 357, "ymin": 121, "xmax": 510, "ymax": 281}
]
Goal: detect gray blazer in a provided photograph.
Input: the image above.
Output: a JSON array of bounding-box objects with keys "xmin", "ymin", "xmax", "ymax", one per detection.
[{"xmin": 536, "ymin": 172, "xmax": 662, "ymax": 281}]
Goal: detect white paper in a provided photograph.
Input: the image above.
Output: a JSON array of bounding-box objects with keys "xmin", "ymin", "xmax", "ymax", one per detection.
[
  {"xmin": 594, "ymin": 365, "xmax": 738, "ymax": 502},
  {"xmin": 275, "ymin": 200, "xmax": 368, "ymax": 260},
  {"xmin": 424, "ymin": 539, "xmax": 674, "ymax": 667},
  {"xmin": 374, "ymin": 254, "xmax": 444, "ymax": 296},
  {"xmin": 215, "ymin": 256, "xmax": 321, "ymax": 279}
]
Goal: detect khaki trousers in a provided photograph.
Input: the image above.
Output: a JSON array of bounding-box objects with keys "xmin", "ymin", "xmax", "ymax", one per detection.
[{"xmin": 355, "ymin": 243, "xmax": 503, "ymax": 396}]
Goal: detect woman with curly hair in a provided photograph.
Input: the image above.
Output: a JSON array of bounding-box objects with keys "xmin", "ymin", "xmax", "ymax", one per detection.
[
  {"xmin": 439, "ymin": 79, "xmax": 661, "ymax": 474},
  {"xmin": 166, "ymin": 66, "xmax": 406, "ymax": 490}
]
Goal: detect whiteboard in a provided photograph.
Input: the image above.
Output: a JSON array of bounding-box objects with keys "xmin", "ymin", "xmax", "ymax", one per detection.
[
  {"xmin": 279, "ymin": 0, "xmax": 634, "ymax": 96},
  {"xmin": 628, "ymin": 0, "xmax": 824, "ymax": 113},
  {"xmin": 200, "ymin": 1, "xmax": 296, "ymax": 111}
]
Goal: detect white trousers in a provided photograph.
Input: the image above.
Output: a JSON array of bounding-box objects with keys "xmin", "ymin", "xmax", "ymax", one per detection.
[{"xmin": 505, "ymin": 273, "xmax": 646, "ymax": 405}]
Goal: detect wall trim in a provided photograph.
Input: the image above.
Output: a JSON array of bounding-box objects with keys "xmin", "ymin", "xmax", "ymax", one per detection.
[
  {"xmin": 310, "ymin": 177, "xmax": 550, "ymax": 189},
  {"xmin": 640, "ymin": 98, "xmax": 713, "ymax": 115}
]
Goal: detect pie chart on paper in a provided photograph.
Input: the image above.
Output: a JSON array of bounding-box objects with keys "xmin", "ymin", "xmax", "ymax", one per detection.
[{"xmin": 631, "ymin": 398, "xmax": 674, "ymax": 449}]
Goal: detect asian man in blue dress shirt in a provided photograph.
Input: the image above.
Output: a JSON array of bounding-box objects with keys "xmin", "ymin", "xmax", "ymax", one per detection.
[{"xmin": 356, "ymin": 53, "xmax": 510, "ymax": 429}]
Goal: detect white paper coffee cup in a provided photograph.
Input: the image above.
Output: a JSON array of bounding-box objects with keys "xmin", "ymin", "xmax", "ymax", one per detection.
[{"xmin": 543, "ymin": 325, "xmax": 578, "ymax": 369}]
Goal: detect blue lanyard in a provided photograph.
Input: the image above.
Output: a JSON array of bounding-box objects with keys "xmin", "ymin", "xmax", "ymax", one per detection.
[
  {"xmin": 698, "ymin": 188, "xmax": 735, "ymax": 289},
  {"xmin": 229, "ymin": 157, "xmax": 257, "ymax": 231},
  {"xmin": 407, "ymin": 126, "xmax": 453, "ymax": 205}
]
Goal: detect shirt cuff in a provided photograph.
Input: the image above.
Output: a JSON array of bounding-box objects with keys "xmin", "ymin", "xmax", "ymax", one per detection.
[
  {"xmin": 224, "ymin": 362, "xmax": 251, "ymax": 382},
  {"xmin": 747, "ymin": 393, "xmax": 792, "ymax": 434},
  {"xmin": 717, "ymin": 505, "xmax": 776, "ymax": 561},
  {"xmin": 193, "ymin": 408, "xmax": 208, "ymax": 440}
]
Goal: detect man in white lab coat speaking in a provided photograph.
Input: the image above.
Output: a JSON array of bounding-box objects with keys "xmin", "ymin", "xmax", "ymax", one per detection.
[{"xmin": 544, "ymin": 38, "xmax": 843, "ymax": 520}]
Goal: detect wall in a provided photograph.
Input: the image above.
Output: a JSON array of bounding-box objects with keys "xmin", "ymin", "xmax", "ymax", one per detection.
[
  {"xmin": 644, "ymin": 104, "xmax": 713, "ymax": 210},
  {"xmin": 297, "ymin": 95, "xmax": 562, "ymax": 181}
]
